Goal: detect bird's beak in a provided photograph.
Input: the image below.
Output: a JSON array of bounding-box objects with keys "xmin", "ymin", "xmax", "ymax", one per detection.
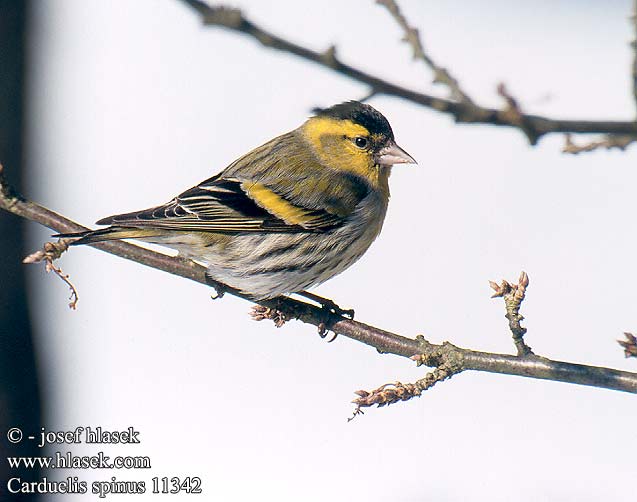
[{"xmin": 377, "ymin": 142, "xmax": 417, "ymax": 166}]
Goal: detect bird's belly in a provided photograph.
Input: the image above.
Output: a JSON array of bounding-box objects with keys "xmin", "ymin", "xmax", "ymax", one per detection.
[
  {"xmin": 204, "ymin": 228, "xmax": 376, "ymax": 299},
  {"xmin": 148, "ymin": 193, "xmax": 387, "ymax": 299}
]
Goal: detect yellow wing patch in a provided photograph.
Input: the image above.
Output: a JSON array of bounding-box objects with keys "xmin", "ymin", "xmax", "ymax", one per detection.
[{"xmin": 243, "ymin": 182, "xmax": 316, "ymax": 226}]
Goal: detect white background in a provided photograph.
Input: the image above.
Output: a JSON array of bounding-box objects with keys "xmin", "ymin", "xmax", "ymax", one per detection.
[{"xmin": 25, "ymin": 1, "xmax": 637, "ymax": 500}]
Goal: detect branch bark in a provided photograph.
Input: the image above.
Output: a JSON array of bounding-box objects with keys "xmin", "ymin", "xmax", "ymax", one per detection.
[
  {"xmin": 178, "ymin": 0, "xmax": 637, "ymax": 146},
  {"xmin": 2, "ymin": 163, "xmax": 636, "ymax": 400}
]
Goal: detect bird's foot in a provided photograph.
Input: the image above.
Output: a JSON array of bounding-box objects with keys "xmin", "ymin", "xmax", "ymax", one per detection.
[
  {"xmin": 297, "ymin": 291, "xmax": 354, "ymax": 342},
  {"xmin": 297, "ymin": 291, "xmax": 355, "ymax": 319}
]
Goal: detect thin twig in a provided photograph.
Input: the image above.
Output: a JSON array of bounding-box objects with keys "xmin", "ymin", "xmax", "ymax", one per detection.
[
  {"xmin": 490, "ymin": 271, "xmax": 533, "ymax": 357},
  {"xmin": 350, "ymin": 338, "xmax": 464, "ymax": 419},
  {"xmin": 496, "ymin": 83, "xmax": 541, "ymax": 144},
  {"xmin": 177, "ymin": 0, "xmax": 637, "ymax": 145},
  {"xmin": 23, "ymin": 240, "xmax": 78, "ymax": 309},
  {"xmin": 562, "ymin": 133, "xmax": 637, "ymax": 154},
  {"xmin": 351, "ymin": 382, "xmax": 423, "ymax": 412},
  {"xmin": 375, "ymin": 0, "xmax": 474, "ymax": 104},
  {"xmin": 619, "ymin": 332, "xmax": 637, "ymax": 358},
  {"xmin": 2, "ymin": 164, "xmax": 637, "ymax": 396}
]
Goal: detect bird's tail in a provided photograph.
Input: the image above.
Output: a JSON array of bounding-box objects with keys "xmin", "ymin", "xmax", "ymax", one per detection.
[{"xmin": 54, "ymin": 227, "xmax": 161, "ymax": 246}]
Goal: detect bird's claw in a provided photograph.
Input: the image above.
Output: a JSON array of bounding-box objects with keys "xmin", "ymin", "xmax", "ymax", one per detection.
[
  {"xmin": 296, "ymin": 291, "xmax": 355, "ymax": 342},
  {"xmin": 317, "ymin": 321, "xmax": 338, "ymax": 342},
  {"xmin": 321, "ymin": 299, "xmax": 355, "ymax": 320},
  {"xmin": 205, "ymin": 276, "xmax": 226, "ymax": 300}
]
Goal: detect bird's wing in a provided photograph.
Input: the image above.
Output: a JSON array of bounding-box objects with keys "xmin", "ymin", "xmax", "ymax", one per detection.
[
  {"xmin": 97, "ymin": 130, "xmax": 373, "ymax": 233},
  {"xmin": 95, "ymin": 176, "xmax": 346, "ymax": 233}
]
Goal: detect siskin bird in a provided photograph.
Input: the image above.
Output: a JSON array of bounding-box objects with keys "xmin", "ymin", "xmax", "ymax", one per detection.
[{"xmin": 61, "ymin": 101, "xmax": 416, "ymax": 301}]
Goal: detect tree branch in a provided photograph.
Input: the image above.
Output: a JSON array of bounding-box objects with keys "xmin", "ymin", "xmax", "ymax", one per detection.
[
  {"xmin": 375, "ymin": 0, "xmax": 474, "ymax": 104},
  {"xmin": 178, "ymin": 0, "xmax": 637, "ymax": 146},
  {"xmin": 2, "ymin": 163, "xmax": 636, "ymax": 404}
]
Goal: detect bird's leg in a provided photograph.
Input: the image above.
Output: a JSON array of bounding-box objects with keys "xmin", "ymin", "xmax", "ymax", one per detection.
[
  {"xmin": 205, "ymin": 275, "xmax": 227, "ymax": 300},
  {"xmin": 297, "ymin": 291, "xmax": 355, "ymax": 319}
]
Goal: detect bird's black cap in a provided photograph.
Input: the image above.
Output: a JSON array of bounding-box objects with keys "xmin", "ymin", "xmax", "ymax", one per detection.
[{"xmin": 313, "ymin": 101, "xmax": 394, "ymax": 139}]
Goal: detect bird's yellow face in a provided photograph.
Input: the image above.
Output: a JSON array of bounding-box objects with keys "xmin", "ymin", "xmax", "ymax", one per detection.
[
  {"xmin": 301, "ymin": 112, "xmax": 415, "ymax": 193},
  {"xmin": 303, "ymin": 116, "xmax": 377, "ymax": 174}
]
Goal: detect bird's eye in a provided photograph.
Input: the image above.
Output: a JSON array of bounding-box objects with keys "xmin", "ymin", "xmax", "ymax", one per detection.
[{"xmin": 354, "ymin": 136, "xmax": 368, "ymax": 149}]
